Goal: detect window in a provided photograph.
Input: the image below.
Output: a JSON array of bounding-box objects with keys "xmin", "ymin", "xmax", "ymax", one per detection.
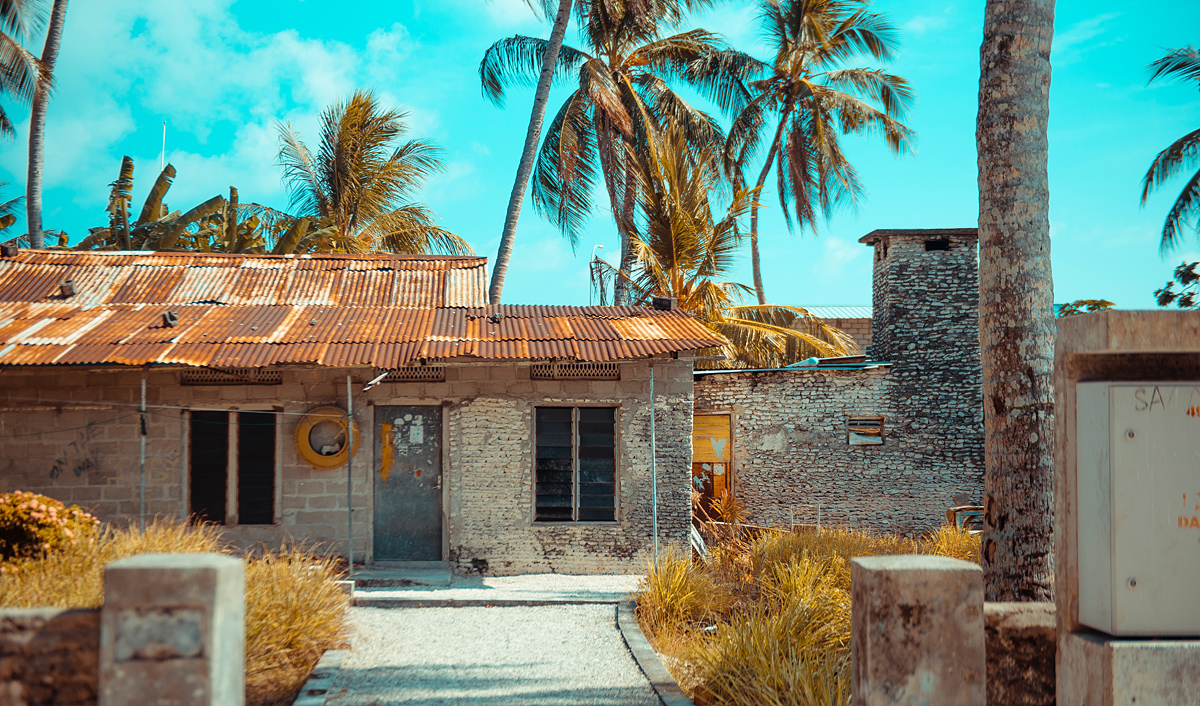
[
  {"xmin": 189, "ymin": 411, "xmax": 277, "ymax": 525},
  {"xmin": 535, "ymin": 407, "xmax": 617, "ymax": 522},
  {"xmin": 847, "ymin": 414, "xmax": 885, "ymax": 446}
]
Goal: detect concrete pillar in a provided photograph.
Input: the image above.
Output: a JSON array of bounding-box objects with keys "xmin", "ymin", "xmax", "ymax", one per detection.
[
  {"xmin": 99, "ymin": 553, "xmax": 245, "ymax": 706},
  {"xmin": 851, "ymin": 554, "xmax": 985, "ymax": 706}
]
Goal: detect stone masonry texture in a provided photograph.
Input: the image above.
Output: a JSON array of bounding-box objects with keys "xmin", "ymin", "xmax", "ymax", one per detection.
[
  {"xmin": 0, "ymin": 358, "xmax": 691, "ymax": 575},
  {"xmin": 694, "ymin": 229, "xmax": 983, "ymax": 535},
  {"xmin": 0, "ymin": 608, "xmax": 100, "ymax": 706}
]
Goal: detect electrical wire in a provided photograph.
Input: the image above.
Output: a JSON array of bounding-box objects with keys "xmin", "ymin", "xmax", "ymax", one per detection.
[{"xmin": 1, "ymin": 413, "xmax": 138, "ymax": 438}]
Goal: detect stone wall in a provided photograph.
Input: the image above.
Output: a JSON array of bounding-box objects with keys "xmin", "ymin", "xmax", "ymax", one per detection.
[
  {"xmin": 0, "ymin": 358, "xmax": 692, "ymax": 574},
  {"xmin": 694, "ymin": 229, "xmax": 984, "ymax": 535},
  {"xmin": 0, "ymin": 608, "xmax": 99, "ymax": 706}
]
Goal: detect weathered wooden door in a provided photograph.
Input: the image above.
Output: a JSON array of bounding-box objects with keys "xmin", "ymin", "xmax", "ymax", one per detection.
[
  {"xmin": 692, "ymin": 414, "xmax": 732, "ymax": 518},
  {"xmin": 373, "ymin": 406, "xmax": 442, "ymax": 562}
]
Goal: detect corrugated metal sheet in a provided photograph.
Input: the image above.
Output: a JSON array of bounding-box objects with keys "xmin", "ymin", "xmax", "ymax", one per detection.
[
  {"xmin": 0, "ymin": 250, "xmax": 724, "ymax": 367},
  {"xmin": 803, "ymin": 305, "xmax": 872, "ymax": 320}
]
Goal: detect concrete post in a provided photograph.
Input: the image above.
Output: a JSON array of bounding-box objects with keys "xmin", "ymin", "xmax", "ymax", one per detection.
[
  {"xmin": 851, "ymin": 554, "xmax": 985, "ymax": 706},
  {"xmin": 99, "ymin": 553, "xmax": 245, "ymax": 706}
]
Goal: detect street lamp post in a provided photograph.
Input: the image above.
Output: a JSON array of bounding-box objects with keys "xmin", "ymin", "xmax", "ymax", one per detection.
[{"xmin": 589, "ymin": 244, "xmax": 604, "ymax": 305}]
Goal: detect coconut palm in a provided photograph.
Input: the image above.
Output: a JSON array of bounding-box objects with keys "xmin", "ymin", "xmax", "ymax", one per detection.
[
  {"xmin": 480, "ymin": 3, "xmax": 756, "ymax": 302},
  {"xmin": 976, "ymin": 0, "xmax": 1056, "ymax": 602},
  {"xmin": 1141, "ymin": 45, "xmax": 1200, "ymax": 251},
  {"xmin": 26, "ymin": 0, "xmax": 68, "ymax": 250},
  {"xmin": 594, "ymin": 127, "xmax": 855, "ymax": 368},
  {"xmin": 488, "ymin": 0, "xmax": 573, "ymax": 304},
  {"xmin": 726, "ymin": 0, "xmax": 914, "ymax": 304},
  {"xmin": 0, "ymin": 0, "xmax": 42, "ymax": 139},
  {"xmin": 276, "ymin": 91, "xmax": 470, "ymax": 255}
]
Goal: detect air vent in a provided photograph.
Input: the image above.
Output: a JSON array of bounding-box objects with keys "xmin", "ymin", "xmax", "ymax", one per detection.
[
  {"xmin": 374, "ymin": 366, "xmax": 446, "ymax": 382},
  {"xmin": 847, "ymin": 414, "xmax": 885, "ymax": 446},
  {"xmin": 530, "ymin": 362, "xmax": 620, "ymax": 380},
  {"xmin": 181, "ymin": 368, "xmax": 282, "ymax": 386}
]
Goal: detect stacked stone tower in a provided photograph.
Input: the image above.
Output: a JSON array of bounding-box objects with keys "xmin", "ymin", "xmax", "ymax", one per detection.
[{"xmin": 859, "ymin": 228, "xmax": 984, "ymax": 504}]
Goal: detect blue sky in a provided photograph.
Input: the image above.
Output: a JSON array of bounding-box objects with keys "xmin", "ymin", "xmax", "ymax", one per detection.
[{"xmin": 0, "ymin": 0, "xmax": 1197, "ymax": 309}]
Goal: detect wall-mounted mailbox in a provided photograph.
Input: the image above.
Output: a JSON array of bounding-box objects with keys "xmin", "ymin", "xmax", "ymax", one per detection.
[{"xmin": 1077, "ymin": 382, "xmax": 1200, "ymax": 636}]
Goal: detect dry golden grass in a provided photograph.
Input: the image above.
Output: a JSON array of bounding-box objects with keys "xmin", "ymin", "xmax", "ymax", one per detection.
[
  {"xmin": 0, "ymin": 519, "xmax": 347, "ymax": 706},
  {"xmin": 639, "ymin": 523, "xmax": 980, "ymax": 706}
]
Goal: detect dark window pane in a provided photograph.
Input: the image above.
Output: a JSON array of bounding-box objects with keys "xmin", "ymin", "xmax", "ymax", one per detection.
[
  {"xmin": 578, "ymin": 491, "xmax": 615, "ymax": 506},
  {"xmin": 579, "ymin": 433, "xmax": 615, "ymax": 448},
  {"xmin": 537, "ymin": 422, "xmax": 573, "ymax": 436},
  {"xmin": 537, "ymin": 408, "xmax": 572, "ymax": 422},
  {"xmin": 536, "ymin": 509, "xmax": 572, "ymax": 521},
  {"xmin": 579, "ymin": 408, "xmax": 614, "ymax": 423},
  {"xmin": 536, "ymin": 458, "xmax": 572, "ymax": 472},
  {"xmin": 579, "ymin": 507, "xmax": 615, "ymax": 522},
  {"xmin": 578, "ymin": 422, "xmax": 614, "ymax": 434},
  {"xmin": 579, "ymin": 459, "xmax": 615, "ymax": 472},
  {"xmin": 237, "ymin": 412, "xmax": 275, "ymax": 525},
  {"xmin": 536, "ymin": 446, "xmax": 573, "ymax": 459},
  {"xmin": 537, "ymin": 433, "xmax": 573, "ymax": 447},
  {"xmin": 190, "ymin": 411, "xmax": 228, "ymax": 525},
  {"xmin": 579, "ymin": 470, "xmax": 615, "ymax": 484},
  {"xmin": 579, "ymin": 446, "xmax": 615, "ymax": 459}
]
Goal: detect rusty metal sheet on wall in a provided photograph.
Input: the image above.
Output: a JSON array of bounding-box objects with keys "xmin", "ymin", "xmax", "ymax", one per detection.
[{"xmin": 374, "ymin": 405, "xmax": 442, "ymax": 562}]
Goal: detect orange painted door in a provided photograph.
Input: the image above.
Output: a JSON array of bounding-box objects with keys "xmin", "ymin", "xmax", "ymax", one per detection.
[{"xmin": 692, "ymin": 414, "xmax": 731, "ymax": 517}]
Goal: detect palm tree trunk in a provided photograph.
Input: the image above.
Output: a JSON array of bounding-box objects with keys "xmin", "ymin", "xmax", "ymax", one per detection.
[
  {"xmin": 487, "ymin": 0, "xmax": 572, "ymax": 305},
  {"xmin": 614, "ymin": 153, "xmax": 639, "ymax": 305},
  {"xmin": 748, "ymin": 115, "xmax": 789, "ymax": 306},
  {"xmin": 976, "ymin": 0, "xmax": 1056, "ymax": 602},
  {"xmin": 25, "ymin": 0, "xmax": 69, "ymax": 250}
]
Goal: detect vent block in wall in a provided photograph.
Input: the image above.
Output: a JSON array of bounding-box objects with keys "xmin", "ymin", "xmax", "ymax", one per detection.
[{"xmin": 530, "ymin": 362, "xmax": 620, "ymax": 380}]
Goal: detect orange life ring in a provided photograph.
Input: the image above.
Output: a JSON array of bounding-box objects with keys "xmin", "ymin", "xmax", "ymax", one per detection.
[{"xmin": 295, "ymin": 406, "xmax": 361, "ymax": 469}]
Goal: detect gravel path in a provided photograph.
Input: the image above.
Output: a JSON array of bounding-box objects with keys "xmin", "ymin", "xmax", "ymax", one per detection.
[{"xmin": 327, "ymin": 605, "xmax": 662, "ymax": 706}]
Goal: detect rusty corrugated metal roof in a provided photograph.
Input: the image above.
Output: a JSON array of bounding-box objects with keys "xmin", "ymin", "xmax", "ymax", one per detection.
[{"xmin": 0, "ymin": 250, "xmax": 724, "ymax": 367}]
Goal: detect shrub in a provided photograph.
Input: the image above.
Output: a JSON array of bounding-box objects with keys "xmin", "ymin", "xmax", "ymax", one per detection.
[
  {"xmin": 0, "ymin": 491, "xmax": 99, "ymax": 561},
  {"xmin": 641, "ymin": 523, "xmax": 980, "ymax": 706},
  {"xmin": 0, "ymin": 519, "xmax": 347, "ymax": 706}
]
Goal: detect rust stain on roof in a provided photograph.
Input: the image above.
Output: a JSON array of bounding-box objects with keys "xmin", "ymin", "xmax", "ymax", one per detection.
[{"xmin": 0, "ymin": 250, "xmax": 724, "ymax": 367}]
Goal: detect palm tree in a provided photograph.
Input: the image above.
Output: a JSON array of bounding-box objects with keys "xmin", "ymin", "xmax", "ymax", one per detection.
[
  {"xmin": 595, "ymin": 127, "xmax": 855, "ymax": 368},
  {"xmin": 726, "ymin": 0, "xmax": 914, "ymax": 304},
  {"xmin": 976, "ymin": 0, "xmax": 1056, "ymax": 602},
  {"xmin": 480, "ymin": 2, "xmax": 755, "ymax": 302},
  {"xmin": 1141, "ymin": 45, "xmax": 1200, "ymax": 251},
  {"xmin": 276, "ymin": 91, "xmax": 470, "ymax": 255},
  {"xmin": 26, "ymin": 0, "xmax": 68, "ymax": 250},
  {"xmin": 0, "ymin": 0, "xmax": 42, "ymax": 139},
  {"xmin": 488, "ymin": 0, "xmax": 574, "ymax": 304}
]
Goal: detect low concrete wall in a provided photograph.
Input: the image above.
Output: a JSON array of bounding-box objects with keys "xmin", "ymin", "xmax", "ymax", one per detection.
[
  {"xmin": 985, "ymin": 602, "xmax": 1056, "ymax": 706},
  {"xmin": 0, "ymin": 608, "xmax": 100, "ymax": 706}
]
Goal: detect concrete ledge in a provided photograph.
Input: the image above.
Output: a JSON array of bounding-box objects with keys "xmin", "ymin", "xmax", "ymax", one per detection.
[
  {"xmin": 290, "ymin": 649, "xmax": 348, "ymax": 706},
  {"xmin": 352, "ymin": 595, "xmax": 624, "ymax": 608},
  {"xmin": 1059, "ymin": 629, "xmax": 1200, "ymax": 706},
  {"xmin": 985, "ymin": 602, "xmax": 1055, "ymax": 706},
  {"xmin": 617, "ymin": 599, "xmax": 694, "ymax": 706}
]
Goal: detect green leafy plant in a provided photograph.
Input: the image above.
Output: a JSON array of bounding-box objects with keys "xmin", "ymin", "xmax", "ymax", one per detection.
[
  {"xmin": 1155, "ymin": 262, "xmax": 1200, "ymax": 309},
  {"xmin": 1055, "ymin": 299, "xmax": 1115, "ymax": 317},
  {"xmin": 0, "ymin": 491, "xmax": 99, "ymax": 561}
]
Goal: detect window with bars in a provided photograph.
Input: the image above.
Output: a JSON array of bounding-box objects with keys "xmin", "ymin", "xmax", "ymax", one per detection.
[
  {"xmin": 189, "ymin": 411, "xmax": 277, "ymax": 525},
  {"xmin": 534, "ymin": 407, "xmax": 617, "ymax": 522}
]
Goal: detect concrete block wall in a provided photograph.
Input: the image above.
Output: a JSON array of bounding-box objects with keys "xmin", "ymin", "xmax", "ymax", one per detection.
[
  {"xmin": 0, "ymin": 608, "xmax": 100, "ymax": 706},
  {"xmin": 823, "ymin": 317, "xmax": 872, "ymax": 354},
  {"xmin": 0, "ymin": 356, "xmax": 693, "ymax": 574}
]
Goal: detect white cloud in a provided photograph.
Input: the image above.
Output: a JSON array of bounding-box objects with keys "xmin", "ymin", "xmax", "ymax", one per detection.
[
  {"xmin": 0, "ymin": 0, "xmax": 450, "ymax": 233},
  {"xmin": 903, "ymin": 7, "xmax": 955, "ymax": 36},
  {"xmin": 1053, "ymin": 12, "xmax": 1122, "ymax": 66}
]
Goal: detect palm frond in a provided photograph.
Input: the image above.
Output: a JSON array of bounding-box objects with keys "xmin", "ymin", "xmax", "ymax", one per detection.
[
  {"xmin": 1158, "ymin": 168, "xmax": 1200, "ymax": 253},
  {"xmin": 367, "ymin": 205, "xmax": 474, "ymax": 255},
  {"xmin": 479, "ymin": 35, "xmax": 590, "ymax": 106},
  {"xmin": 531, "ymin": 88, "xmax": 598, "ymax": 247},
  {"xmin": 1147, "ymin": 46, "xmax": 1200, "ymax": 86}
]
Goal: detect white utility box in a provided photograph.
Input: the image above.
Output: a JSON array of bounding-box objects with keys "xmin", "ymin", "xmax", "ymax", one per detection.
[{"xmin": 1077, "ymin": 382, "xmax": 1200, "ymax": 636}]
